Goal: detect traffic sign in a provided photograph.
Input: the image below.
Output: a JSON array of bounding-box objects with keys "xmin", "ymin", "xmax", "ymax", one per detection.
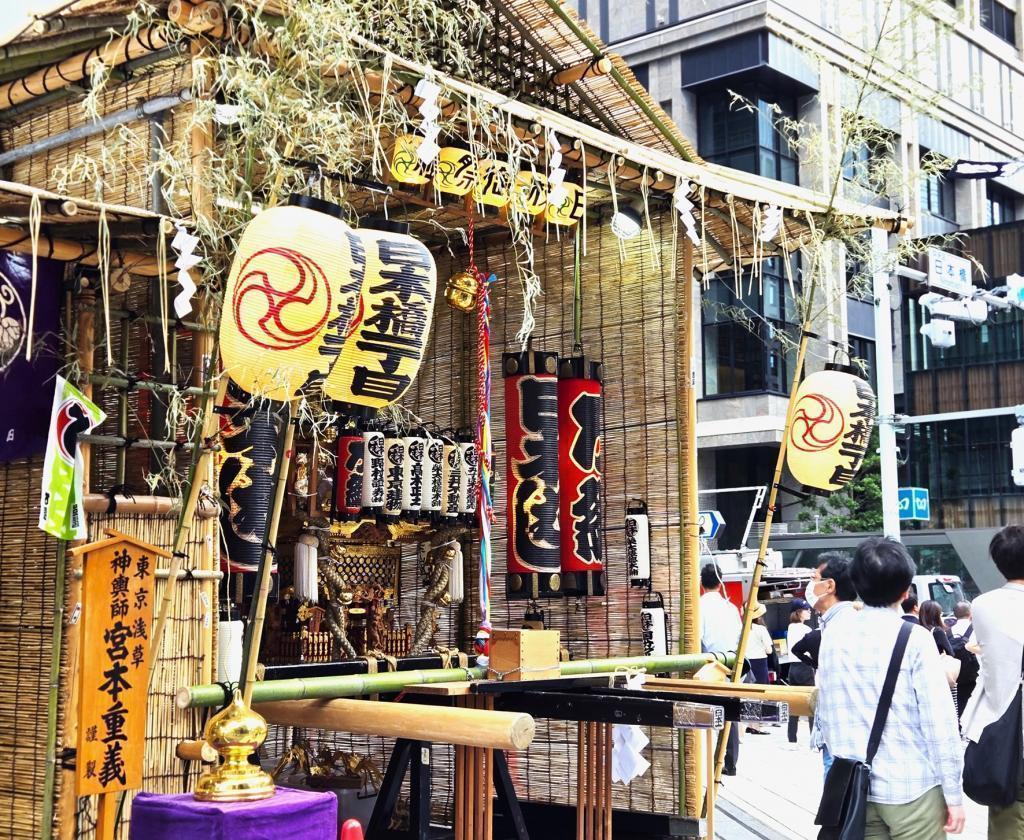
[
  {"xmin": 698, "ymin": 510, "xmax": 725, "ymax": 539},
  {"xmin": 898, "ymin": 487, "xmax": 930, "ymax": 521},
  {"xmin": 927, "ymin": 248, "xmax": 972, "ymax": 297}
]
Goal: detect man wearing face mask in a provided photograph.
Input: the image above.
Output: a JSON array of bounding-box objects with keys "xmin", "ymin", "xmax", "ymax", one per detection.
[{"xmin": 792, "ymin": 552, "xmax": 857, "ymax": 773}]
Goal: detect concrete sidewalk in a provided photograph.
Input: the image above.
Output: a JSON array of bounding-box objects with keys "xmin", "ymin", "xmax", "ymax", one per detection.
[{"xmin": 713, "ymin": 725, "xmax": 987, "ymax": 839}]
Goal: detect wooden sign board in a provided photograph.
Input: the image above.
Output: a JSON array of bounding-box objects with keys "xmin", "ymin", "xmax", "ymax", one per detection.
[{"xmin": 72, "ymin": 530, "xmax": 169, "ymax": 797}]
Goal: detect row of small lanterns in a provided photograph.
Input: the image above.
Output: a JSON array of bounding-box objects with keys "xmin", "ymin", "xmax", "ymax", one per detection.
[{"xmin": 390, "ymin": 135, "xmax": 586, "ymax": 226}]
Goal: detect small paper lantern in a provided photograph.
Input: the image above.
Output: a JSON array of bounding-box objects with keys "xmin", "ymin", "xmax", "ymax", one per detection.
[
  {"xmin": 473, "ymin": 159, "xmax": 512, "ymax": 208},
  {"xmin": 333, "ymin": 420, "xmax": 364, "ymax": 520},
  {"xmin": 390, "ymin": 134, "xmax": 431, "ymax": 184},
  {"xmin": 545, "ymin": 182, "xmax": 586, "ymax": 227},
  {"xmin": 458, "ymin": 433, "xmax": 479, "ymax": 522},
  {"xmin": 512, "ymin": 171, "xmax": 547, "ymax": 216},
  {"xmin": 640, "ymin": 592, "xmax": 669, "ymax": 657},
  {"xmin": 786, "ymin": 366, "xmax": 878, "ymax": 494},
  {"xmin": 558, "ymin": 356, "xmax": 604, "ymax": 597},
  {"xmin": 219, "ymin": 196, "xmax": 362, "ymax": 401},
  {"xmin": 626, "ymin": 500, "xmax": 651, "ymax": 588},
  {"xmin": 382, "ymin": 426, "xmax": 405, "ymax": 519},
  {"xmin": 504, "ymin": 350, "xmax": 561, "ymax": 600},
  {"xmin": 401, "ymin": 428, "xmax": 427, "ymax": 514},
  {"xmin": 441, "ymin": 435, "xmax": 461, "ymax": 521},
  {"xmin": 323, "ymin": 219, "xmax": 437, "ymax": 410},
  {"xmin": 423, "ymin": 436, "xmax": 445, "ymax": 513},
  {"xmin": 434, "ymin": 147, "xmax": 476, "ymax": 196},
  {"xmin": 361, "ymin": 425, "xmax": 386, "ymax": 510}
]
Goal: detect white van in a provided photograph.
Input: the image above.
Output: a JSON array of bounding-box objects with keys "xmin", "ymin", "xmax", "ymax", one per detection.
[{"xmin": 911, "ymin": 574, "xmax": 967, "ymax": 618}]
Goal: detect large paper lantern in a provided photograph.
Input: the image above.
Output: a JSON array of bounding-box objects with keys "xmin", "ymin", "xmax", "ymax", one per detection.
[
  {"xmin": 473, "ymin": 159, "xmax": 512, "ymax": 208},
  {"xmin": 545, "ymin": 182, "xmax": 586, "ymax": 227},
  {"xmin": 219, "ymin": 196, "xmax": 363, "ymax": 401},
  {"xmin": 434, "ymin": 147, "xmax": 476, "ymax": 196},
  {"xmin": 322, "ymin": 219, "xmax": 437, "ymax": 411},
  {"xmin": 558, "ymin": 356, "xmax": 605, "ymax": 597},
  {"xmin": 626, "ymin": 500, "xmax": 651, "ymax": 589},
  {"xmin": 512, "ymin": 171, "xmax": 547, "ymax": 216},
  {"xmin": 390, "ymin": 134, "xmax": 431, "ymax": 185},
  {"xmin": 503, "ymin": 350, "xmax": 561, "ymax": 599},
  {"xmin": 786, "ymin": 365, "xmax": 878, "ymax": 494},
  {"xmin": 333, "ymin": 420, "xmax": 364, "ymax": 520},
  {"xmin": 218, "ymin": 383, "xmax": 284, "ymax": 573}
]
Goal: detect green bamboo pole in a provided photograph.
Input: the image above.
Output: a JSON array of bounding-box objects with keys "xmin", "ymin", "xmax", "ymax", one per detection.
[
  {"xmin": 179, "ymin": 652, "xmax": 733, "ymax": 709},
  {"xmin": 40, "ymin": 539, "xmax": 68, "ymax": 840}
]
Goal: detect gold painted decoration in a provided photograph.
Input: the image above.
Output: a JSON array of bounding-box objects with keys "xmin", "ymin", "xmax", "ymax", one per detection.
[
  {"xmin": 434, "ymin": 147, "xmax": 476, "ymax": 196},
  {"xmin": 390, "ymin": 134, "xmax": 431, "ymax": 185},
  {"xmin": 785, "ymin": 367, "xmax": 878, "ymax": 494},
  {"xmin": 473, "ymin": 158, "xmax": 512, "ymax": 208},
  {"xmin": 444, "ymin": 270, "xmax": 480, "ymax": 313},
  {"xmin": 512, "ymin": 171, "xmax": 548, "ymax": 216},
  {"xmin": 545, "ymin": 182, "xmax": 586, "ymax": 227},
  {"xmin": 323, "ymin": 219, "xmax": 437, "ymax": 410},
  {"xmin": 219, "ymin": 197, "xmax": 363, "ymax": 401}
]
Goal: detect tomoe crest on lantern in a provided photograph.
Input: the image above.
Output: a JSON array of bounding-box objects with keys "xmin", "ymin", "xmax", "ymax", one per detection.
[
  {"xmin": 786, "ymin": 366, "xmax": 878, "ymax": 494},
  {"xmin": 545, "ymin": 182, "xmax": 586, "ymax": 227},
  {"xmin": 390, "ymin": 134, "xmax": 431, "ymax": 185}
]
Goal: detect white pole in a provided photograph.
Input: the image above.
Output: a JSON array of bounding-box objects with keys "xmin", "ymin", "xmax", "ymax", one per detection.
[{"xmin": 871, "ymin": 227, "xmax": 901, "ymax": 540}]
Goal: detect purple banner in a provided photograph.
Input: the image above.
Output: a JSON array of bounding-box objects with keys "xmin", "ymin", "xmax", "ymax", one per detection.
[{"xmin": 0, "ymin": 250, "xmax": 63, "ymax": 462}]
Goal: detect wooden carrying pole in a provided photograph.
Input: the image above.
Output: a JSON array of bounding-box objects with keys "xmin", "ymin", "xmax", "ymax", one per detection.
[
  {"xmin": 644, "ymin": 677, "xmax": 816, "ymax": 718},
  {"xmin": 256, "ymin": 698, "xmax": 534, "ymax": 750},
  {"xmin": 711, "ymin": 282, "xmax": 819, "ymax": 787}
]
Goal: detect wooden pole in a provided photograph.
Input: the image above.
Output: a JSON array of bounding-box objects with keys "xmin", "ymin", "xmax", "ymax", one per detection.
[
  {"xmin": 0, "ymin": 225, "xmax": 162, "ymax": 276},
  {"xmin": 95, "ymin": 792, "xmax": 117, "ymax": 840},
  {"xmin": 712, "ymin": 281, "xmax": 819, "ymax": 788},
  {"xmin": 552, "ymin": 56, "xmax": 612, "ymax": 86},
  {"xmin": 56, "ymin": 287, "xmax": 94, "ymax": 840},
  {"xmin": 240, "ymin": 402, "xmax": 297, "ymax": 705},
  {"xmin": 643, "ymin": 677, "xmax": 816, "ymax": 718},
  {"xmin": 255, "ymin": 698, "xmax": 535, "ymax": 750},
  {"xmin": 676, "ymin": 236, "xmax": 702, "ymax": 816}
]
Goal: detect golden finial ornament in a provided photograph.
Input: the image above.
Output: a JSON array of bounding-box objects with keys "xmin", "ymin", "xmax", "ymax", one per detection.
[{"xmin": 194, "ymin": 689, "xmax": 276, "ymax": 801}]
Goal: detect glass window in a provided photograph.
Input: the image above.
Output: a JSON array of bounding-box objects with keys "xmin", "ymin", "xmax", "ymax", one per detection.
[
  {"xmin": 849, "ymin": 334, "xmax": 877, "ymax": 394},
  {"xmin": 985, "ymin": 183, "xmax": 1019, "ymax": 226},
  {"xmin": 980, "ymin": 0, "xmax": 1016, "ymax": 45},
  {"xmin": 702, "ymin": 256, "xmax": 801, "ymax": 397},
  {"xmin": 919, "ymin": 147, "xmax": 955, "ymax": 221},
  {"xmin": 697, "ymin": 85, "xmax": 799, "ymax": 185}
]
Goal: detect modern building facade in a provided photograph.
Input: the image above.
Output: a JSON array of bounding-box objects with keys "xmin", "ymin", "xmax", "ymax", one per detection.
[{"xmin": 566, "ymin": 0, "xmax": 1024, "ymax": 544}]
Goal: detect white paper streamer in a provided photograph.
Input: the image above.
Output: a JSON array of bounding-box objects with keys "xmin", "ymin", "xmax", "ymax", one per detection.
[
  {"xmin": 415, "ymin": 76, "xmax": 442, "ymax": 165},
  {"xmin": 171, "ymin": 223, "xmax": 201, "ymax": 318},
  {"xmin": 673, "ymin": 188, "xmax": 700, "ymax": 247},
  {"xmin": 761, "ymin": 204, "xmax": 783, "ymax": 241},
  {"xmin": 217, "ymin": 620, "xmax": 244, "ymax": 683}
]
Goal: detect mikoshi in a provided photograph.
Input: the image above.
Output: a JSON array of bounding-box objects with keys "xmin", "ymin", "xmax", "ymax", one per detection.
[{"xmin": 0, "ymin": 1, "xmax": 907, "ymax": 839}]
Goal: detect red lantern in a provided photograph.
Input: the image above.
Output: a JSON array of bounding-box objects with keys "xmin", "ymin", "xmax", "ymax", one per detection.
[
  {"xmin": 333, "ymin": 419, "xmax": 364, "ymax": 520},
  {"xmin": 558, "ymin": 356, "xmax": 605, "ymax": 596},
  {"xmin": 503, "ymin": 350, "xmax": 561, "ymax": 599}
]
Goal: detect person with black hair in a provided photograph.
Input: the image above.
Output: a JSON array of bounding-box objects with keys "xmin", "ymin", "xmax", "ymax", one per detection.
[
  {"xmin": 901, "ymin": 594, "xmax": 920, "ymax": 624},
  {"xmin": 961, "ymin": 525, "xmax": 1024, "ymax": 837},
  {"xmin": 818, "ymin": 537, "xmax": 965, "ymax": 838},
  {"xmin": 698, "ymin": 563, "xmax": 742, "ymax": 775}
]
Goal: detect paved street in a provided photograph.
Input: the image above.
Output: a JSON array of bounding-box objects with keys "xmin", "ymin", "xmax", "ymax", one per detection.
[{"xmin": 715, "ymin": 725, "xmax": 988, "ymax": 839}]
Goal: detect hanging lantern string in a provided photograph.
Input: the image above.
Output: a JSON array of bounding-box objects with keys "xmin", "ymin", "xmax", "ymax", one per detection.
[{"xmin": 470, "ymin": 209, "xmax": 493, "ymax": 634}]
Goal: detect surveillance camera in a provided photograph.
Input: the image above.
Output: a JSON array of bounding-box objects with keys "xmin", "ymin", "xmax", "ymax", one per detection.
[
  {"xmin": 929, "ymin": 297, "xmax": 988, "ymax": 324},
  {"xmin": 919, "ymin": 292, "xmax": 951, "ymax": 311},
  {"xmin": 1008, "ymin": 274, "xmax": 1024, "ymax": 310},
  {"xmin": 920, "ymin": 319, "xmax": 955, "ymax": 349}
]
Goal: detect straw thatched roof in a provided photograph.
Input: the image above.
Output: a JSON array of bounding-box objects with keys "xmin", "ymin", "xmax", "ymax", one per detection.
[{"xmin": 0, "ymin": 0, "xmax": 906, "ymax": 274}]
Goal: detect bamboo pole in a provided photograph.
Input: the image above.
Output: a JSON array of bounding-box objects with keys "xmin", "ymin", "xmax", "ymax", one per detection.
[
  {"xmin": 711, "ymin": 283, "xmax": 819, "ymax": 788},
  {"xmin": 40, "ymin": 538, "xmax": 68, "ymax": 840},
  {"xmin": 0, "ymin": 225, "xmax": 163, "ymax": 275},
  {"xmin": 82, "ymin": 492, "xmax": 218, "ymax": 517},
  {"xmin": 552, "ymin": 56, "xmax": 612, "ymax": 86},
  {"xmin": 676, "ymin": 239, "xmax": 702, "ymax": 816},
  {"xmin": 240, "ymin": 402, "xmax": 297, "ymax": 705},
  {"xmin": 255, "ymin": 698, "xmax": 535, "ymax": 750},
  {"xmin": 179, "ymin": 652, "xmax": 732, "ymax": 708},
  {"xmin": 56, "ymin": 286, "xmax": 94, "ymax": 840}
]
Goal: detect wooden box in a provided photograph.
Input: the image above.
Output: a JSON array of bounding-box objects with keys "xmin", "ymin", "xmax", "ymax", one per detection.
[{"xmin": 487, "ymin": 628, "xmax": 561, "ymax": 681}]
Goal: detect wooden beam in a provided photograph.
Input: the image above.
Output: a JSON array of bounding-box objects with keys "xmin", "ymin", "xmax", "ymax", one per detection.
[
  {"xmin": 256, "ymin": 698, "xmax": 536, "ymax": 751},
  {"xmin": 644, "ymin": 677, "xmax": 816, "ymax": 718},
  {"xmin": 552, "ymin": 55, "xmax": 611, "ymax": 86},
  {"xmin": 0, "ymin": 225, "xmax": 162, "ymax": 275}
]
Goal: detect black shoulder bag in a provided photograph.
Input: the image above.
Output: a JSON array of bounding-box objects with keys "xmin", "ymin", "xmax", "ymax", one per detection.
[
  {"xmin": 815, "ymin": 621, "xmax": 913, "ymax": 840},
  {"xmin": 963, "ymin": 639, "xmax": 1024, "ymax": 808}
]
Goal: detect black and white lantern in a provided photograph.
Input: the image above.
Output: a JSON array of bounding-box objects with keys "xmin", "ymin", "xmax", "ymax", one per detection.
[
  {"xmin": 423, "ymin": 435, "xmax": 445, "ymax": 514},
  {"xmin": 361, "ymin": 424, "xmax": 386, "ymax": 510},
  {"xmin": 626, "ymin": 500, "xmax": 651, "ymax": 588},
  {"xmin": 640, "ymin": 591, "xmax": 668, "ymax": 657},
  {"xmin": 441, "ymin": 434, "xmax": 461, "ymax": 521},
  {"xmin": 401, "ymin": 428, "xmax": 427, "ymax": 515},
  {"xmin": 382, "ymin": 425, "xmax": 405, "ymax": 519},
  {"xmin": 459, "ymin": 432, "xmax": 479, "ymax": 522}
]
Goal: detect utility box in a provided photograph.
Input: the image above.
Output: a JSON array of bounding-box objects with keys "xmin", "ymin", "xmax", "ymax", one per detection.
[{"xmin": 487, "ymin": 628, "xmax": 561, "ymax": 681}]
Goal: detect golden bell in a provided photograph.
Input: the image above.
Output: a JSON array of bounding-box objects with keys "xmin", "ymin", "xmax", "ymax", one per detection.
[
  {"xmin": 444, "ymin": 270, "xmax": 480, "ymax": 313},
  {"xmin": 194, "ymin": 689, "xmax": 275, "ymax": 802}
]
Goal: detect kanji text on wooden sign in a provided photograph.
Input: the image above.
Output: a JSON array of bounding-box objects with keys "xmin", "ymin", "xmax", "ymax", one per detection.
[{"xmin": 72, "ymin": 530, "xmax": 169, "ymax": 797}]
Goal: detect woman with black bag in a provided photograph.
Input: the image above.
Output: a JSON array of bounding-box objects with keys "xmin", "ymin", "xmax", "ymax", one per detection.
[{"xmin": 961, "ymin": 526, "xmax": 1024, "ymax": 838}]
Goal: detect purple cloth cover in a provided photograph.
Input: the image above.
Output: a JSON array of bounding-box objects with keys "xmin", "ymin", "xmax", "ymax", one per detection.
[{"xmin": 130, "ymin": 787, "xmax": 338, "ymax": 840}]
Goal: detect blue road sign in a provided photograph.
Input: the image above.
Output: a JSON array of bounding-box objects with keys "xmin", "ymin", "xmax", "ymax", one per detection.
[
  {"xmin": 698, "ymin": 510, "xmax": 726, "ymax": 539},
  {"xmin": 898, "ymin": 487, "xmax": 930, "ymax": 522}
]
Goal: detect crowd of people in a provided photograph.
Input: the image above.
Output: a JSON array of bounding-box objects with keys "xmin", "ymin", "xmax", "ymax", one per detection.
[{"xmin": 699, "ymin": 526, "xmax": 1024, "ymax": 839}]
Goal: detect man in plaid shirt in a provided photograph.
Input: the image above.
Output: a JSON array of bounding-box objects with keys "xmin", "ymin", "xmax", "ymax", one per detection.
[{"xmin": 817, "ymin": 537, "xmax": 965, "ymax": 838}]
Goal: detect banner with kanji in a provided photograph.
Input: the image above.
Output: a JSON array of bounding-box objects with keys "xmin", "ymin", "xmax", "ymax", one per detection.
[
  {"xmin": 74, "ymin": 531, "xmax": 162, "ymax": 797},
  {"xmin": 38, "ymin": 375, "xmax": 105, "ymax": 540}
]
